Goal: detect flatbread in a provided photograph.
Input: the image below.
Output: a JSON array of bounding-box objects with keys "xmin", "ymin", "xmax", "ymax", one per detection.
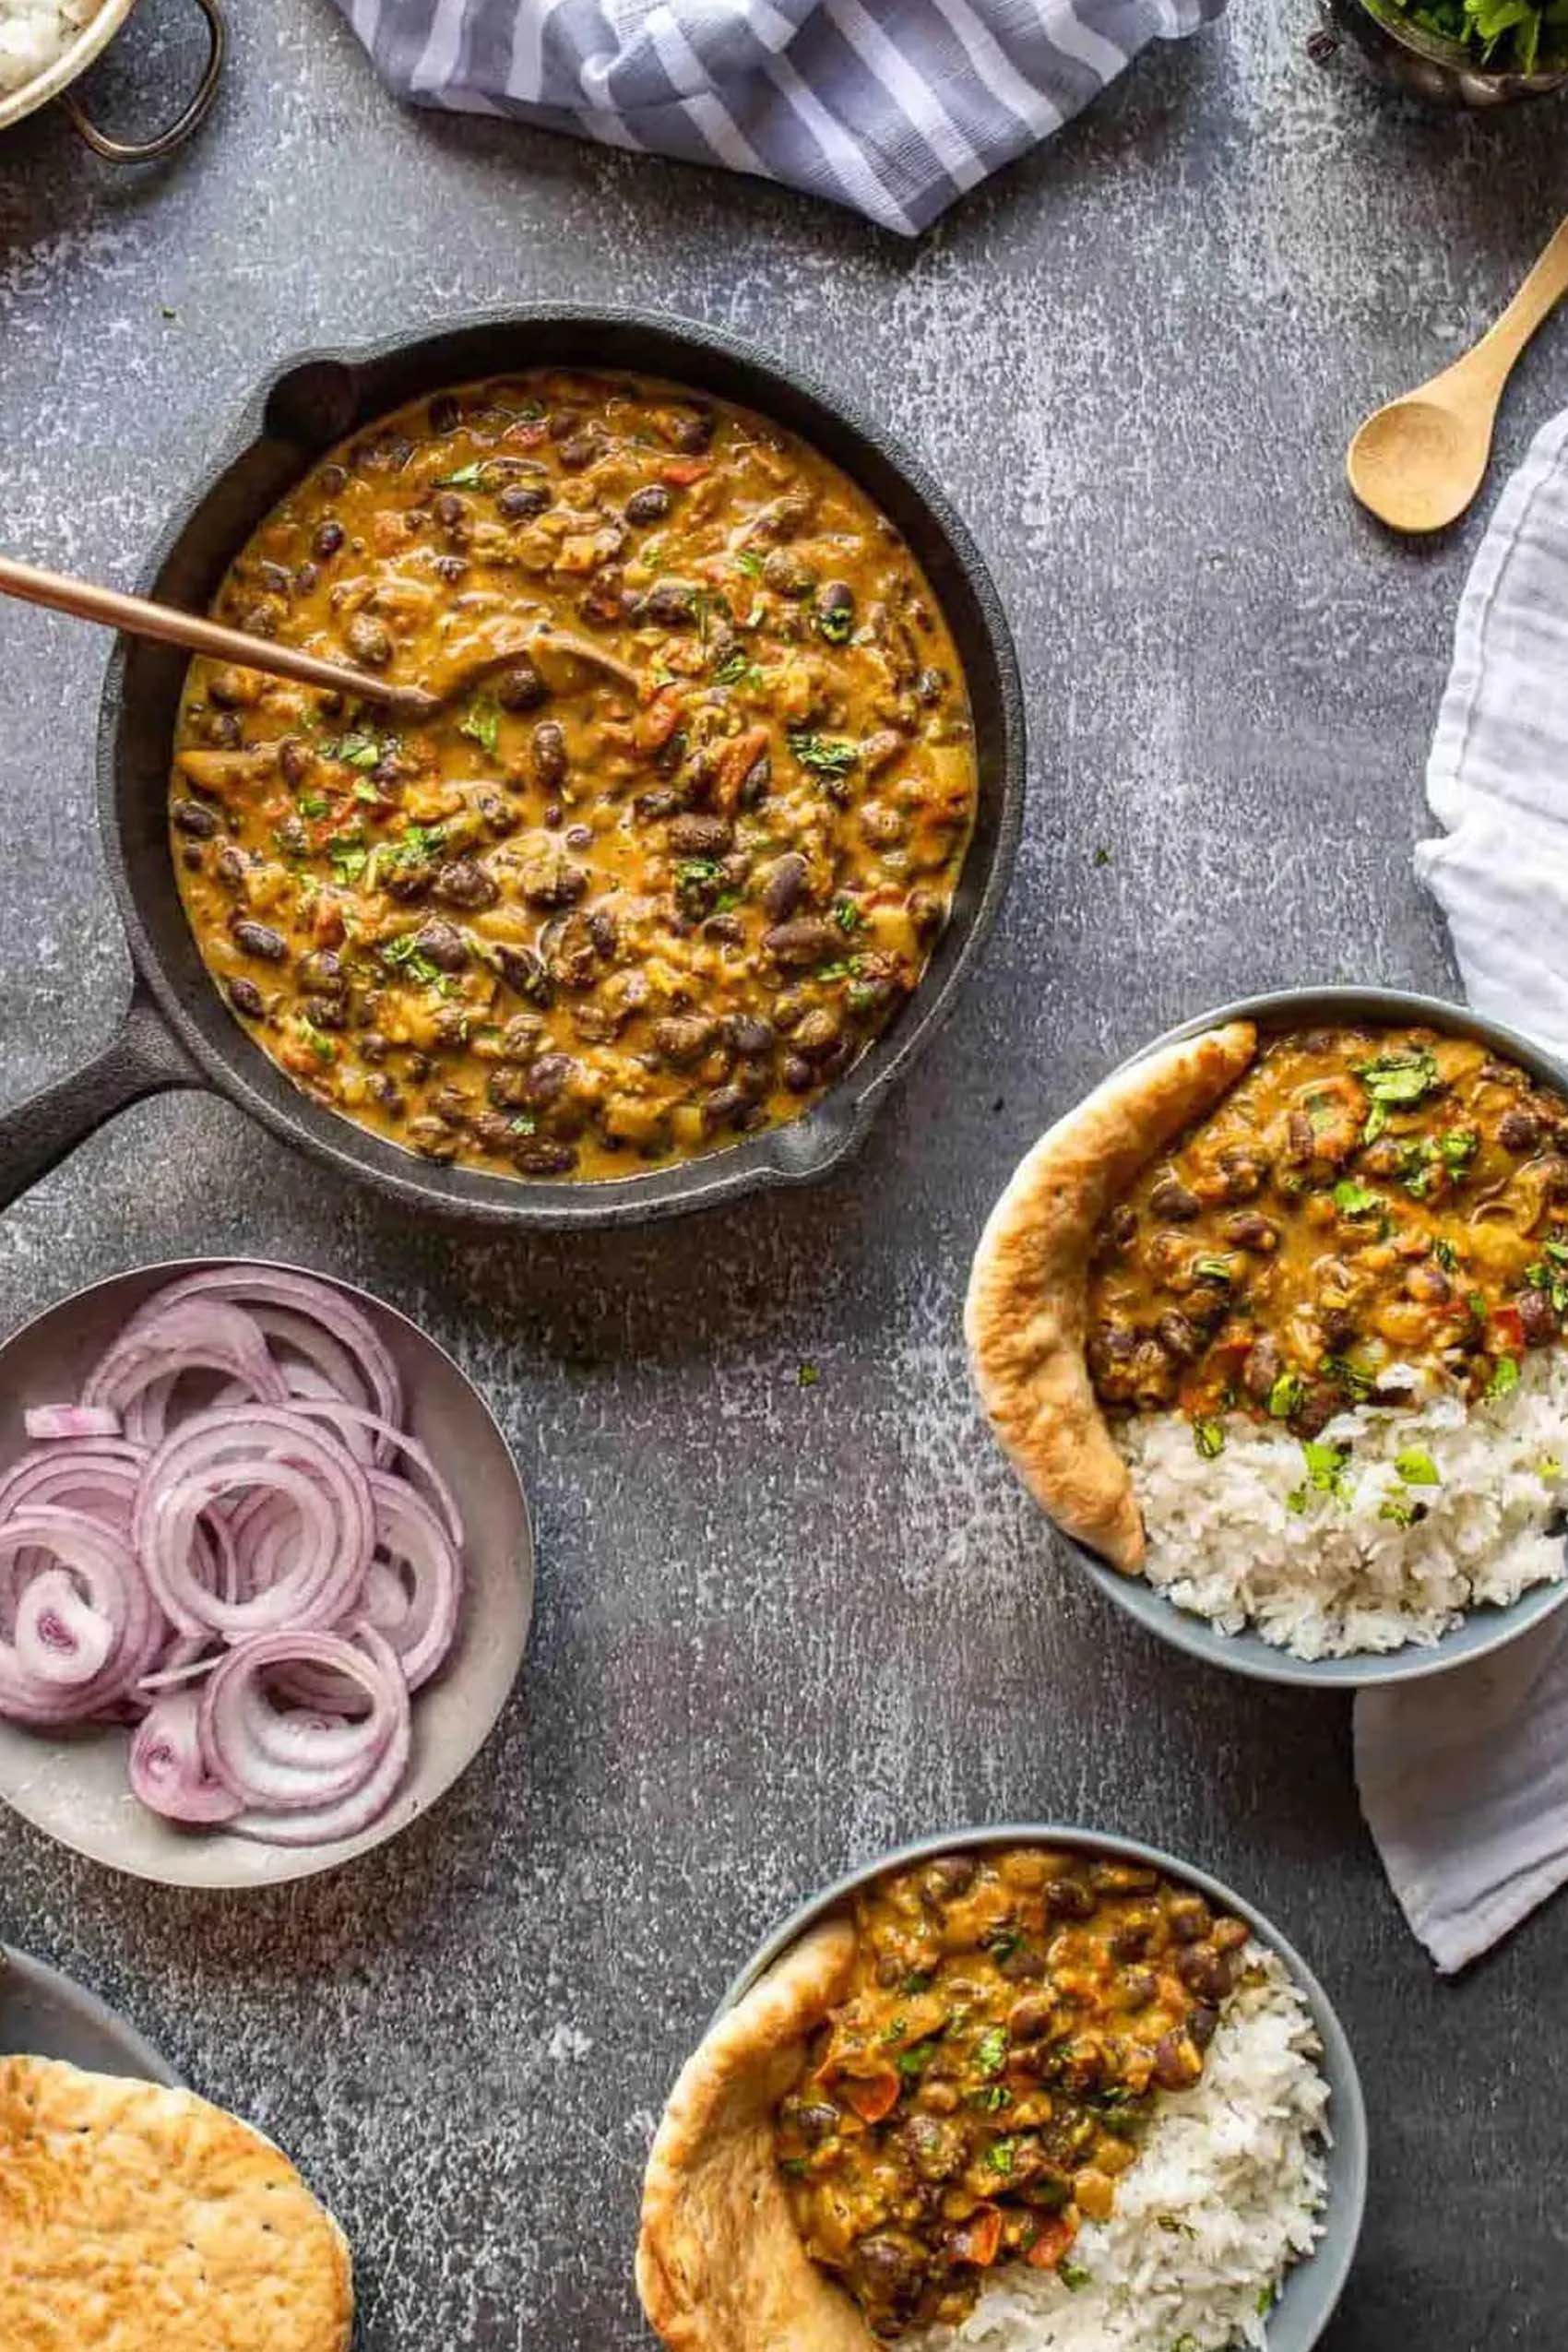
[
  {"xmin": 636, "ymin": 1918, "xmax": 873, "ymax": 2352},
  {"xmin": 0, "ymin": 2056, "xmax": 352, "ymax": 2352},
  {"xmin": 965, "ymin": 1022, "xmax": 1258, "ymax": 1572}
]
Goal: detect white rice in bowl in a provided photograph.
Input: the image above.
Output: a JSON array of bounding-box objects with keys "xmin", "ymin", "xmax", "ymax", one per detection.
[
  {"xmin": 0, "ymin": 0, "xmax": 105, "ymax": 97},
  {"xmin": 1117, "ymin": 1349, "xmax": 1568, "ymax": 1658},
  {"xmin": 911, "ymin": 1947, "xmax": 1329, "ymax": 2352}
]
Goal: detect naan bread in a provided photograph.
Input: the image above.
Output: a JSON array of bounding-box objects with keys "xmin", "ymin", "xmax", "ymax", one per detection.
[
  {"xmin": 965, "ymin": 1023, "xmax": 1258, "ymax": 1571},
  {"xmin": 0, "ymin": 2056, "xmax": 352, "ymax": 2352},
  {"xmin": 636, "ymin": 1918, "xmax": 873, "ymax": 2352}
]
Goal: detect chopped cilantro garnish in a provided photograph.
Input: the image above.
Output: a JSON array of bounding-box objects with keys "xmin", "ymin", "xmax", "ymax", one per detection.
[
  {"xmin": 1379, "ymin": 1496, "xmax": 1419, "ymax": 1528},
  {"xmin": 296, "ymin": 1018, "xmax": 335, "ymax": 1063},
  {"xmin": 1433, "ymin": 1238, "xmax": 1459, "ymax": 1273},
  {"xmin": 459, "ymin": 693, "xmax": 502, "ymax": 755},
  {"xmin": 1324, "ymin": 1354, "xmax": 1374, "ymax": 1398},
  {"xmin": 712, "ymin": 647, "xmax": 764, "ymax": 689},
  {"xmin": 984, "ymin": 2138, "xmax": 1016, "ymax": 2177},
  {"xmin": 986, "ymin": 1929, "xmax": 1023, "ymax": 1964},
  {"xmin": 1487, "ymin": 1354, "xmax": 1521, "ymax": 1399},
  {"xmin": 328, "ymin": 844, "xmax": 368, "ymax": 885},
  {"xmin": 297, "ymin": 792, "xmax": 328, "ymax": 819},
  {"xmin": 676, "ymin": 858, "xmax": 721, "ymax": 886},
  {"xmin": 1194, "ymin": 1419, "xmax": 1226, "ymax": 1460},
  {"xmin": 1193, "ymin": 1255, "xmax": 1233, "ymax": 1283},
  {"xmin": 834, "ymin": 897, "xmax": 863, "ymax": 934},
  {"xmin": 1362, "ymin": 1100, "xmax": 1389, "ymax": 1146},
  {"xmin": 779, "ymin": 2156, "xmax": 808, "ymax": 2178},
  {"xmin": 788, "ymin": 731, "xmax": 859, "ymax": 778},
  {"xmin": 1059, "ymin": 2262, "xmax": 1090, "ymax": 2293},
  {"xmin": 735, "ymin": 549, "xmax": 765, "ymax": 578},
  {"xmin": 380, "ymin": 933, "xmax": 441, "ymax": 986},
  {"xmin": 1333, "ymin": 1178, "xmax": 1380, "ymax": 1218},
  {"xmin": 817, "ymin": 606, "xmax": 853, "ymax": 644},
  {"xmin": 1295, "ymin": 1438, "xmax": 1352, "ymax": 1504},
  {"xmin": 386, "ymin": 823, "xmax": 445, "ymax": 868},
  {"xmin": 1255, "ymin": 2287, "xmax": 1275, "ymax": 2316},
  {"xmin": 1395, "ymin": 1448, "xmax": 1440, "ymax": 1486},
  {"xmin": 1267, "ymin": 1370, "xmax": 1305, "ymax": 1420},
  {"xmin": 510, "ymin": 1114, "xmax": 537, "ymax": 1137},
  {"xmin": 895, "ymin": 2041, "xmax": 935, "ymax": 2080},
  {"xmin": 435, "ymin": 461, "xmax": 486, "ymax": 488},
  {"xmin": 974, "ymin": 2025, "xmax": 1007, "ymax": 2077},
  {"xmin": 970, "ymin": 2085, "xmax": 1011, "ymax": 2111},
  {"xmin": 1440, "ymin": 1126, "xmax": 1479, "ymax": 1170},
  {"xmin": 797, "ymin": 1363, "xmax": 820, "ymax": 1389},
  {"xmin": 1356, "ymin": 1048, "xmax": 1441, "ymax": 1108},
  {"xmin": 1540, "ymin": 1455, "xmax": 1563, "ymax": 1482},
  {"xmin": 816, "ymin": 960, "xmax": 851, "ymax": 983},
  {"xmin": 899, "ymin": 1970, "xmax": 932, "ymax": 1996},
  {"xmin": 323, "ymin": 732, "xmax": 384, "ymax": 770}
]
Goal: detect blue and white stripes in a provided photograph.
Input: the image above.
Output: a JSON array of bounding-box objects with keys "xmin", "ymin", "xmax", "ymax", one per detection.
[{"xmin": 335, "ymin": 0, "xmax": 1225, "ymax": 234}]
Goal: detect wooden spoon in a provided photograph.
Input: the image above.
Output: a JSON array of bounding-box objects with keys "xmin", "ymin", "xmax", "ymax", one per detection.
[
  {"xmin": 0, "ymin": 554, "xmax": 640, "ymax": 720},
  {"xmin": 1348, "ymin": 217, "xmax": 1568, "ymax": 535}
]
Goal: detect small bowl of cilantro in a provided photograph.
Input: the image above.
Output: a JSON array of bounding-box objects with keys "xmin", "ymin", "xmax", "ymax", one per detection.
[{"xmin": 1318, "ymin": 0, "xmax": 1568, "ymax": 102}]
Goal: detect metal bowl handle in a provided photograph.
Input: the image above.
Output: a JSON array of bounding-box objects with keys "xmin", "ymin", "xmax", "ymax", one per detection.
[
  {"xmin": 62, "ymin": 0, "xmax": 225, "ymax": 163},
  {"xmin": 0, "ymin": 983, "xmax": 201, "ymax": 1213}
]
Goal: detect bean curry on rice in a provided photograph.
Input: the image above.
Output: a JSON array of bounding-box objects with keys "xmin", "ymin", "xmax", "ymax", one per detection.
[
  {"xmin": 168, "ymin": 374, "xmax": 977, "ymax": 1182},
  {"xmin": 1087, "ymin": 1025, "xmax": 1568, "ymax": 1455},
  {"xmin": 773, "ymin": 1846, "xmax": 1248, "ymax": 2337}
]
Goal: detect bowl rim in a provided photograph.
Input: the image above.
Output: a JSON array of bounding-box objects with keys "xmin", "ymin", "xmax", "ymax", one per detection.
[
  {"xmin": 0, "ymin": 1253, "xmax": 535, "ymax": 1888},
  {"xmin": 0, "ymin": 1942, "xmax": 182, "ymax": 2083},
  {"xmin": 1063, "ymin": 982, "xmax": 1568, "ymax": 1691},
  {"xmin": 1341, "ymin": 0, "xmax": 1568, "ymax": 82},
  {"xmin": 718, "ymin": 1822, "xmax": 1369, "ymax": 2352},
  {"xmin": 0, "ymin": 0, "xmax": 137, "ymax": 133}
]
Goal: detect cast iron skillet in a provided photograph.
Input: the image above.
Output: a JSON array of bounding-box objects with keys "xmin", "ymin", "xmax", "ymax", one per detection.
[{"xmin": 0, "ymin": 311, "xmax": 1025, "ymax": 1230}]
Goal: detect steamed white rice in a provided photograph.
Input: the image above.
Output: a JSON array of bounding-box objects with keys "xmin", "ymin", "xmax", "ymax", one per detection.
[
  {"xmin": 1118, "ymin": 1350, "xmax": 1568, "ymax": 1658},
  {"xmin": 0, "ymin": 0, "xmax": 103, "ymax": 96},
  {"xmin": 912, "ymin": 1948, "xmax": 1328, "ymax": 2352}
]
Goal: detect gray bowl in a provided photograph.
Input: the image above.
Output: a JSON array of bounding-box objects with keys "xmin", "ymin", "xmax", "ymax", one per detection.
[
  {"xmin": 1317, "ymin": 0, "xmax": 1568, "ymax": 106},
  {"xmin": 1070, "ymin": 985, "xmax": 1568, "ymax": 1690},
  {"xmin": 722, "ymin": 1824, "xmax": 1368, "ymax": 2352},
  {"xmin": 0, "ymin": 1945, "xmax": 179, "ymax": 2083}
]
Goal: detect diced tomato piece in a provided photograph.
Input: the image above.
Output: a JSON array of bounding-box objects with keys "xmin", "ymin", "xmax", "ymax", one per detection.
[
  {"xmin": 312, "ymin": 895, "xmax": 346, "ymax": 947},
  {"xmin": 634, "ymin": 686, "xmax": 685, "ymax": 753},
  {"xmin": 713, "ymin": 725, "xmax": 770, "ymax": 812},
  {"xmin": 660, "ymin": 457, "xmax": 713, "ymax": 486},
  {"xmin": 504, "ymin": 419, "xmax": 550, "ymax": 447},
  {"xmin": 838, "ymin": 2067, "xmax": 900, "ymax": 2125},
  {"xmin": 1023, "ymin": 2215, "xmax": 1077, "ymax": 2272},
  {"xmin": 949, "ymin": 2206, "xmax": 1003, "ymax": 2267},
  {"xmin": 1491, "ymin": 1307, "xmax": 1526, "ymax": 1352}
]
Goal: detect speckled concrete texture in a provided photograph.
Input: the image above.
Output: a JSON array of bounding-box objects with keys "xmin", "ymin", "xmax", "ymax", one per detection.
[{"xmin": 1, "ymin": 5, "xmax": 1566, "ymax": 2345}]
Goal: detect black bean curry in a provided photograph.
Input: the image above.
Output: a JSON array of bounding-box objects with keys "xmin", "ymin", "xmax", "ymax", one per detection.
[
  {"xmin": 169, "ymin": 374, "xmax": 976, "ymax": 1182},
  {"xmin": 1088, "ymin": 1026, "xmax": 1568, "ymax": 1459},
  {"xmin": 774, "ymin": 1846, "xmax": 1248, "ymax": 2336}
]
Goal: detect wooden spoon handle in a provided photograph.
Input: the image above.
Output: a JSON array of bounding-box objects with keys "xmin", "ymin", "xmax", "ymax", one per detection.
[
  {"xmin": 0, "ymin": 555, "xmax": 437, "ymax": 721},
  {"xmin": 1461, "ymin": 216, "xmax": 1568, "ymax": 389}
]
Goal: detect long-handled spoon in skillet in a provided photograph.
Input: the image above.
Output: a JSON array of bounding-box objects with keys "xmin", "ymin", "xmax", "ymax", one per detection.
[{"xmin": 0, "ymin": 552, "xmax": 641, "ymax": 715}]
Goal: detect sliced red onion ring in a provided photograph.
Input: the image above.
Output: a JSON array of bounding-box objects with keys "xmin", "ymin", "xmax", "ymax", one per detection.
[
  {"xmin": 24, "ymin": 1405, "xmax": 122, "ymax": 1441},
  {"xmin": 125, "ymin": 1269, "xmax": 403, "ymax": 1455},
  {"xmin": 287, "ymin": 1401, "xmax": 464, "ymax": 1550},
  {"xmin": 136, "ymin": 1406, "xmax": 374, "ymax": 1641},
  {"xmin": 83, "ymin": 1301, "xmax": 290, "ymax": 1443},
  {"xmin": 130, "ymin": 1692, "xmax": 243, "ymax": 1823},
  {"xmin": 0, "ymin": 1509, "xmax": 160, "ymax": 1724},
  {"xmin": 14, "ymin": 1568, "xmax": 114, "ymax": 1686},
  {"xmin": 200, "ymin": 1626, "xmax": 410, "ymax": 1842}
]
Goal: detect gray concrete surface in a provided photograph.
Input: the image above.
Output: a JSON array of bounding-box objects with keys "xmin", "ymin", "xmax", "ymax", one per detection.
[{"xmin": 2, "ymin": 4, "xmax": 1566, "ymax": 2344}]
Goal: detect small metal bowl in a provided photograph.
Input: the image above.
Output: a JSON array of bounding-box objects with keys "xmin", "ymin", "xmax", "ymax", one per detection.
[
  {"xmin": 721, "ymin": 1824, "xmax": 1368, "ymax": 2352},
  {"xmin": 1067, "ymin": 985, "xmax": 1568, "ymax": 1690},
  {"xmin": 0, "ymin": 1258, "xmax": 534, "ymax": 1889},
  {"xmin": 1317, "ymin": 0, "xmax": 1568, "ymax": 106},
  {"xmin": 0, "ymin": 0, "xmax": 224, "ymax": 161}
]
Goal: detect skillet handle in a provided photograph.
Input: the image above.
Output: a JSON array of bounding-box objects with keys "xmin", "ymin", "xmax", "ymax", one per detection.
[{"xmin": 0, "ymin": 987, "xmax": 201, "ymax": 1214}]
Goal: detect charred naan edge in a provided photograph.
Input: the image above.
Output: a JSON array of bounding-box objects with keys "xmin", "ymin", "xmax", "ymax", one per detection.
[
  {"xmin": 636, "ymin": 1918, "xmax": 870, "ymax": 2352},
  {"xmin": 0, "ymin": 2055, "xmax": 352, "ymax": 2352},
  {"xmin": 965, "ymin": 1023, "xmax": 1259, "ymax": 1574}
]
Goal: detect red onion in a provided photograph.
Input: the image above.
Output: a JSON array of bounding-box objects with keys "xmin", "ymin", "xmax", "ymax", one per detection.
[
  {"xmin": 200, "ymin": 1627, "xmax": 410, "ymax": 1843},
  {"xmin": 0, "ymin": 1264, "xmax": 469, "ymax": 1847},
  {"xmin": 130, "ymin": 1692, "xmax": 243, "ymax": 1823},
  {"xmin": 24, "ymin": 1405, "xmax": 122, "ymax": 1441}
]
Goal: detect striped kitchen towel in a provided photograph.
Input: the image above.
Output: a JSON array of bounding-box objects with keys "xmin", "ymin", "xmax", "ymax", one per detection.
[{"xmin": 332, "ymin": 0, "xmax": 1225, "ymax": 235}]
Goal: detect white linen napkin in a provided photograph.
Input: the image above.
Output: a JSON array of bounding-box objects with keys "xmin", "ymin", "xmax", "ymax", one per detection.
[{"xmin": 1357, "ymin": 409, "xmax": 1568, "ymax": 1973}]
